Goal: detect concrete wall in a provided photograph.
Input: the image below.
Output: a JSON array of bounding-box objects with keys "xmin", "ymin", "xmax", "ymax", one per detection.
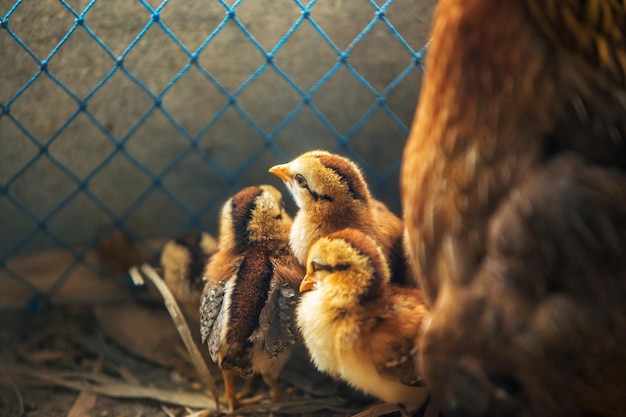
[{"xmin": 0, "ymin": 0, "xmax": 436, "ymax": 259}]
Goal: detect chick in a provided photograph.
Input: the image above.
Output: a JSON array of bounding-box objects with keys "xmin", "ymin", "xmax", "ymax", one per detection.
[
  {"xmin": 161, "ymin": 232, "xmax": 217, "ymax": 322},
  {"xmin": 269, "ymin": 150, "xmax": 410, "ymax": 286},
  {"xmin": 297, "ymin": 228, "xmax": 430, "ymax": 411},
  {"xmin": 401, "ymin": 0, "xmax": 626, "ymax": 415},
  {"xmin": 199, "ymin": 185, "xmax": 304, "ymax": 412}
]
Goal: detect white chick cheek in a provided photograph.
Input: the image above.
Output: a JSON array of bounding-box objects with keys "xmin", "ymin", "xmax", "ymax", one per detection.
[{"xmin": 286, "ymin": 182, "xmax": 304, "ymax": 208}]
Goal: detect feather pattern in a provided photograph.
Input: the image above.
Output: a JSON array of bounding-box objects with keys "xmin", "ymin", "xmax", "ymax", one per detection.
[
  {"xmin": 199, "ymin": 185, "xmax": 304, "ymax": 410},
  {"xmin": 402, "ymin": 0, "xmax": 626, "ymax": 415}
]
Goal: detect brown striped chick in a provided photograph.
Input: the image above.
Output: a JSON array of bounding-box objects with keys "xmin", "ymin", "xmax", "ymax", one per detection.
[
  {"xmin": 297, "ymin": 228, "xmax": 430, "ymax": 411},
  {"xmin": 199, "ymin": 185, "xmax": 304, "ymax": 412},
  {"xmin": 269, "ymin": 150, "xmax": 410, "ymax": 286},
  {"xmin": 161, "ymin": 232, "xmax": 217, "ymax": 323}
]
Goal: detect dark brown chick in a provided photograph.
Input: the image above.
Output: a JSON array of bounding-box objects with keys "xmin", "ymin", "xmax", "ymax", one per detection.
[
  {"xmin": 297, "ymin": 228, "xmax": 430, "ymax": 411},
  {"xmin": 199, "ymin": 185, "xmax": 304, "ymax": 412},
  {"xmin": 269, "ymin": 150, "xmax": 411, "ymax": 286},
  {"xmin": 401, "ymin": 1, "xmax": 626, "ymax": 416}
]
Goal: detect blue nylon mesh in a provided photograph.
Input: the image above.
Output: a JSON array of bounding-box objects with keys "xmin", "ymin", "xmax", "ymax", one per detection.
[{"xmin": 0, "ymin": 0, "xmax": 429, "ymax": 309}]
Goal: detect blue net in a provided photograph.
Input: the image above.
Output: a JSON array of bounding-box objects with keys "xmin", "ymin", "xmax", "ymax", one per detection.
[{"xmin": 0, "ymin": 0, "xmax": 431, "ymax": 309}]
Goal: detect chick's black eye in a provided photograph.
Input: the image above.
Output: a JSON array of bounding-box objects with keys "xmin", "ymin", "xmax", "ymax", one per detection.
[
  {"xmin": 311, "ymin": 261, "xmax": 326, "ymax": 273},
  {"xmin": 274, "ymin": 212, "xmax": 282, "ymax": 220},
  {"xmin": 295, "ymin": 174, "xmax": 307, "ymax": 188}
]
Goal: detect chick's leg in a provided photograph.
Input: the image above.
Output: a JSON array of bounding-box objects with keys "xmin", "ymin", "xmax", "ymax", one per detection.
[
  {"xmin": 261, "ymin": 372, "xmax": 287, "ymax": 402},
  {"xmin": 236, "ymin": 373, "xmax": 261, "ymax": 400},
  {"xmin": 231, "ymin": 373, "xmax": 289, "ymax": 406},
  {"xmin": 222, "ymin": 370, "xmax": 237, "ymax": 412},
  {"xmin": 233, "ymin": 374, "xmax": 269, "ymax": 407}
]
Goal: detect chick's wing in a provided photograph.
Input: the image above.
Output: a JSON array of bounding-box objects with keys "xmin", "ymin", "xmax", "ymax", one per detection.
[
  {"xmin": 199, "ymin": 250, "xmax": 241, "ymax": 356},
  {"xmin": 369, "ymin": 290, "xmax": 428, "ymax": 387},
  {"xmin": 253, "ymin": 248, "xmax": 304, "ymax": 358}
]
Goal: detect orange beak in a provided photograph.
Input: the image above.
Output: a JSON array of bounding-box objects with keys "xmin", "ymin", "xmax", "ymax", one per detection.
[
  {"xmin": 269, "ymin": 164, "xmax": 291, "ymax": 182},
  {"xmin": 299, "ymin": 273, "xmax": 316, "ymax": 292}
]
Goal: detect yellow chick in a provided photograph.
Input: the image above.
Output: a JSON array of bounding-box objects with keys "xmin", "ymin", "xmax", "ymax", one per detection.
[{"xmin": 297, "ymin": 228, "xmax": 430, "ymax": 411}]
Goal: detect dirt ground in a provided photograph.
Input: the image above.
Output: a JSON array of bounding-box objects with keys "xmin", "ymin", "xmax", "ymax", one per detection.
[
  {"xmin": 0, "ymin": 305, "xmax": 386, "ymax": 417},
  {"xmin": 0, "ymin": 307, "xmax": 191, "ymax": 417}
]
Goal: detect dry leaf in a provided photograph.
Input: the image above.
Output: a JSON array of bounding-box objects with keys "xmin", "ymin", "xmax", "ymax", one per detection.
[
  {"xmin": 93, "ymin": 231, "xmax": 157, "ymax": 277},
  {"xmin": 92, "ymin": 303, "xmax": 190, "ymax": 370},
  {"xmin": 67, "ymin": 356, "xmax": 103, "ymax": 417},
  {"xmin": 67, "ymin": 391, "xmax": 97, "ymax": 417}
]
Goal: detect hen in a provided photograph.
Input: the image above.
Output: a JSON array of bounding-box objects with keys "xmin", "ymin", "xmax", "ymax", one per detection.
[{"xmin": 402, "ymin": 1, "xmax": 626, "ymax": 416}]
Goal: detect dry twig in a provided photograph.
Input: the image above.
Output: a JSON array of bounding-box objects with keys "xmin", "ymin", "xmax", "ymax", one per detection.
[
  {"xmin": 134, "ymin": 264, "xmax": 219, "ymax": 409},
  {"xmin": 350, "ymin": 402, "xmax": 410, "ymax": 417},
  {"xmin": 66, "ymin": 356, "xmax": 104, "ymax": 417},
  {"xmin": 0, "ymin": 363, "xmax": 216, "ymax": 410},
  {"xmin": 0, "ymin": 374, "xmax": 24, "ymax": 417}
]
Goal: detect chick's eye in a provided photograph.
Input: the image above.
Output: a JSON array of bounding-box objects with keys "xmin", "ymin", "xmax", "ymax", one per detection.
[
  {"xmin": 294, "ymin": 174, "xmax": 307, "ymax": 188},
  {"xmin": 311, "ymin": 262, "xmax": 337, "ymax": 273},
  {"xmin": 335, "ymin": 263, "xmax": 350, "ymax": 271},
  {"xmin": 274, "ymin": 212, "xmax": 282, "ymax": 220}
]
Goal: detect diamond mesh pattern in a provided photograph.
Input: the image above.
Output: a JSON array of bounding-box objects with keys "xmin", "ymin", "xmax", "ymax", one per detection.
[{"xmin": 0, "ymin": 0, "xmax": 431, "ymax": 308}]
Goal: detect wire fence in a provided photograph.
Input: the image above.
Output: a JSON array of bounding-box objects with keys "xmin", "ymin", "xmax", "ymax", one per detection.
[{"xmin": 0, "ymin": 0, "xmax": 432, "ymax": 309}]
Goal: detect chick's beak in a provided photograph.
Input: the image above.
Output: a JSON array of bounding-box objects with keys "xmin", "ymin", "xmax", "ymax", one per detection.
[
  {"xmin": 269, "ymin": 164, "xmax": 291, "ymax": 182},
  {"xmin": 299, "ymin": 274, "xmax": 316, "ymax": 292}
]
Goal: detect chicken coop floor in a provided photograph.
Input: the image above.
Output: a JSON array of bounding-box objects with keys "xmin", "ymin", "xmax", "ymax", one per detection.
[
  {"xmin": 0, "ymin": 307, "xmax": 199, "ymax": 417},
  {"xmin": 0, "ymin": 305, "xmax": 421, "ymax": 417}
]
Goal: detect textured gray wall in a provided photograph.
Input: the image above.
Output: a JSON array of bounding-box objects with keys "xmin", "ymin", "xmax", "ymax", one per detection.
[{"xmin": 0, "ymin": 0, "xmax": 435, "ymax": 259}]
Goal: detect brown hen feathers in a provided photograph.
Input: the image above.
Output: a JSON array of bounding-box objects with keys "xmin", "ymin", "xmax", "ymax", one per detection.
[{"xmin": 402, "ymin": 1, "xmax": 626, "ymax": 416}]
